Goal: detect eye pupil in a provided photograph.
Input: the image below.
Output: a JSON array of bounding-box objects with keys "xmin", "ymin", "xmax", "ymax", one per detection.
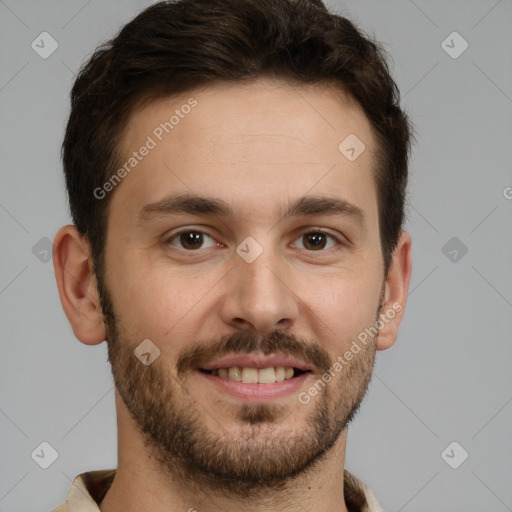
[
  {"xmin": 181, "ymin": 231, "xmax": 203, "ymax": 250},
  {"xmin": 304, "ymin": 232, "xmax": 326, "ymax": 250}
]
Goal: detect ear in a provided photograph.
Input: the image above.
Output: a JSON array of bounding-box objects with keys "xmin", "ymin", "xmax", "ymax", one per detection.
[
  {"xmin": 52, "ymin": 225, "xmax": 106, "ymax": 345},
  {"xmin": 376, "ymin": 230, "xmax": 412, "ymax": 351}
]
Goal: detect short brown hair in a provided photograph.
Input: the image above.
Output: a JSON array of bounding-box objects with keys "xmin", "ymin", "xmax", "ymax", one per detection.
[{"xmin": 62, "ymin": 0, "xmax": 412, "ymax": 290}]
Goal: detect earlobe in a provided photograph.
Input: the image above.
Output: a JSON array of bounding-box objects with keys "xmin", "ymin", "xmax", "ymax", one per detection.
[
  {"xmin": 376, "ymin": 230, "xmax": 412, "ymax": 351},
  {"xmin": 52, "ymin": 225, "xmax": 107, "ymax": 345}
]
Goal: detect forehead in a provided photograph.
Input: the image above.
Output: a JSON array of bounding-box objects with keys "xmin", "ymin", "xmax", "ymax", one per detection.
[{"xmin": 112, "ymin": 79, "xmax": 378, "ymax": 226}]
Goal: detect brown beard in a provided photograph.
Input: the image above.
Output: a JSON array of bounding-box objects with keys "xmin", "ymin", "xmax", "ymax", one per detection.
[{"xmin": 100, "ymin": 281, "xmax": 379, "ymax": 499}]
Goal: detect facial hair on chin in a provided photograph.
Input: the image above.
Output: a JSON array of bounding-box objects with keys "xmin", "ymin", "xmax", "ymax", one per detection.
[{"xmin": 100, "ymin": 284, "xmax": 379, "ymax": 499}]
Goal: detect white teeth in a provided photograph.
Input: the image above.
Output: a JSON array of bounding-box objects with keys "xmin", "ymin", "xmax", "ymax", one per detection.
[
  {"xmin": 275, "ymin": 366, "xmax": 285, "ymax": 382},
  {"xmin": 228, "ymin": 367, "xmax": 242, "ymax": 381},
  {"xmin": 241, "ymin": 367, "xmax": 258, "ymax": 383},
  {"xmin": 211, "ymin": 366, "xmax": 302, "ymax": 383},
  {"xmin": 258, "ymin": 367, "xmax": 276, "ymax": 384}
]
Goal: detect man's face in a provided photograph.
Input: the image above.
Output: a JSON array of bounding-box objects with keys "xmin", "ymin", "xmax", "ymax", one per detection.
[{"xmin": 100, "ymin": 79, "xmax": 385, "ymax": 494}]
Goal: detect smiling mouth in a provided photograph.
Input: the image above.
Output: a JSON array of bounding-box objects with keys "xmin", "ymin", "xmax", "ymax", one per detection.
[{"xmin": 199, "ymin": 366, "xmax": 311, "ymax": 384}]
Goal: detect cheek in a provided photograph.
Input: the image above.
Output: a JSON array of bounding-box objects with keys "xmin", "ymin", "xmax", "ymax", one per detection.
[
  {"xmin": 108, "ymin": 257, "xmax": 217, "ymax": 346},
  {"xmin": 302, "ymin": 267, "xmax": 382, "ymax": 354}
]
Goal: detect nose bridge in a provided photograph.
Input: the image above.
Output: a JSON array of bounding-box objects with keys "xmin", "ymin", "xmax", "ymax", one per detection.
[
  {"xmin": 242, "ymin": 245, "xmax": 282, "ymax": 297},
  {"xmin": 221, "ymin": 238, "xmax": 298, "ymax": 332}
]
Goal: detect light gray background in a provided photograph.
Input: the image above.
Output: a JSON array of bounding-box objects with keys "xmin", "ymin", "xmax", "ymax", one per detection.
[{"xmin": 1, "ymin": 1, "xmax": 511, "ymax": 511}]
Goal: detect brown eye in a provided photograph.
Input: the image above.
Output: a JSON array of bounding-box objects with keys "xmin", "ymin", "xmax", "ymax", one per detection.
[
  {"xmin": 302, "ymin": 232, "xmax": 328, "ymax": 250},
  {"xmin": 166, "ymin": 230, "xmax": 217, "ymax": 251},
  {"xmin": 295, "ymin": 231, "xmax": 339, "ymax": 251},
  {"xmin": 179, "ymin": 231, "xmax": 203, "ymax": 250}
]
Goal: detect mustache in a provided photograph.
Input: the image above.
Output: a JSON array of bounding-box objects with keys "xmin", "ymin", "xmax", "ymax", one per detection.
[{"xmin": 176, "ymin": 329, "xmax": 332, "ymax": 375}]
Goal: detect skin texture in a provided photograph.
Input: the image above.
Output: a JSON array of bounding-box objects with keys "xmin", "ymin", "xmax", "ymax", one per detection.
[{"xmin": 53, "ymin": 78, "xmax": 412, "ymax": 512}]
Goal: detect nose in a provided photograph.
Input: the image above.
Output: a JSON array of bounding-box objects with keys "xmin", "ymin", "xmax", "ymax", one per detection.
[{"xmin": 219, "ymin": 248, "xmax": 299, "ymax": 334}]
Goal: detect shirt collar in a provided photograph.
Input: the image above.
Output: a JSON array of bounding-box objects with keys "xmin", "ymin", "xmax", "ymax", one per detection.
[{"xmin": 53, "ymin": 468, "xmax": 383, "ymax": 512}]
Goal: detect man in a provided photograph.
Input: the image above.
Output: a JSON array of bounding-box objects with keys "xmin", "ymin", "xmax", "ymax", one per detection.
[{"xmin": 52, "ymin": 0, "xmax": 412, "ymax": 510}]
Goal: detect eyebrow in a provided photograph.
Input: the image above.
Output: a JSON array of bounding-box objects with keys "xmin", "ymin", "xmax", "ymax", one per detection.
[{"xmin": 137, "ymin": 192, "xmax": 365, "ymax": 226}]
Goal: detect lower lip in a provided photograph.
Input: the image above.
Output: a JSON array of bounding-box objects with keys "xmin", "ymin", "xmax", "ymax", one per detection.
[{"xmin": 197, "ymin": 370, "xmax": 311, "ymax": 402}]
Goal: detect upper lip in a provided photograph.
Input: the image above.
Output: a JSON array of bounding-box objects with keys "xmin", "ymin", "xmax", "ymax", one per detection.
[{"xmin": 199, "ymin": 353, "xmax": 311, "ymax": 371}]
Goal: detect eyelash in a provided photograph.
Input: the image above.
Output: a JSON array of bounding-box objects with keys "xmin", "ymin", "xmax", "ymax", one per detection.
[{"xmin": 163, "ymin": 228, "xmax": 346, "ymax": 254}]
